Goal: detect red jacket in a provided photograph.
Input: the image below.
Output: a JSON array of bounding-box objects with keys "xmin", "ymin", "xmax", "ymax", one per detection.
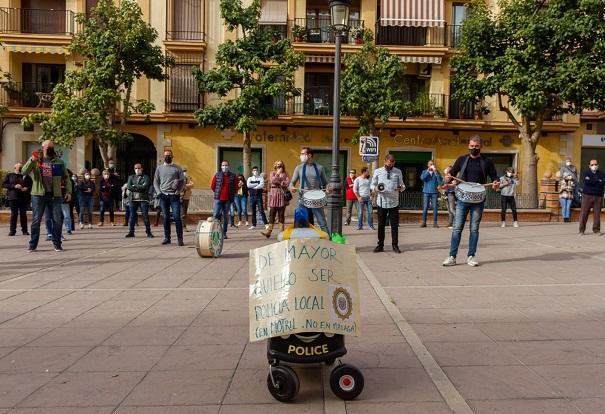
[{"xmin": 345, "ymin": 176, "xmax": 357, "ymax": 200}]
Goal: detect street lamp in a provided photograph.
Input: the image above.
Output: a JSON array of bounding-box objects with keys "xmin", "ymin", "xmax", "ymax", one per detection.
[{"xmin": 326, "ymin": 0, "xmax": 350, "ymax": 237}]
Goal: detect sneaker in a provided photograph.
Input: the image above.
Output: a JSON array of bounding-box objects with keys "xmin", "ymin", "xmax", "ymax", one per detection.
[
  {"xmin": 447, "ymin": 225, "xmax": 453, "ymax": 229},
  {"xmin": 161, "ymin": 239, "xmax": 171, "ymax": 245},
  {"xmin": 125, "ymin": 233, "xmax": 135, "ymax": 238},
  {"xmin": 45, "ymin": 235, "xmax": 52, "ymax": 241},
  {"xmin": 97, "ymin": 222, "xmax": 103, "ymax": 227},
  {"xmin": 146, "ymin": 233, "xmax": 154, "ymax": 238},
  {"xmin": 357, "ymin": 227, "xmax": 362, "ymax": 230},
  {"xmin": 420, "ymin": 222, "xmax": 427, "ymax": 228},
  {"xmin": 265, "ymin": 224, "xmax": 270, "ymax": 230},
  {"xmin": 373, "ymin": 245, "xmax": 384, "ymax": 253},
  {"xmin": 110, "ymin": 222, "xmax": 115, "ymax": 227},
  {"xmin": 433, "ymin": 223, "xmax": 439, "ymax": 228},
  {"xmin": 513, "ymin": 221, "xmax": 519, "ymax": 228},
  {"xmin": 53, "ymin": 245, "xmax": 63, "ymax": 252},
  {"xmin": 245, "ymin": 221, "xmax": 249, "ymax": 226},
  {"xmin": 22, "ymin": 231, "xmax": 29, "ymax": 236},
  {"xmin": 467, "ymin": 256, "xmax": 479, "ymax": 267},
  {"xmin": 369, "ymin": 225, "xmax": 376, "ymax": 230},
  {"xmin": 79, "ymin": 223, "xmax": 84, "ymax": 229},
  {"xmin": 248, "ymin": 225, "xmax": 255, "ymax": 230},
  {"xmin": 178, "ymin": 239, "xmax": 185, "ymax": 246},
  {"xmin": 501, "ymin": 222, "xmax": 506, "ymax": 228},
  {"xmin": 442, "ymin": 256, "xmax": 456, "ymax": 266},
  {"xmin": 88, "ymin": 224, "xmax": 93, "ymax": 229},
  {"xmin": 8, "ymin": 232, "xmax": 15, "ymax": 236},
  {"xmin": 236, "ymin": 221, "xmax": 241, "ymax": 227}
]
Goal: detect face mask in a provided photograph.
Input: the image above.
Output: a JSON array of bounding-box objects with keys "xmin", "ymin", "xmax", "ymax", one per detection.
[
  {"xmin": 300, "ymin": 155, "xmax": 309, "ymax": 163},
  {"xmin": 591, "ymin": 165, "xmax": 599, "ymax": 172},
  {"xmin": 135, "ymin": 168, "xmax": 142, "ymax": 175},
  {"xmin": 103, "ymin": 174, "xmax": 109, "ymax": 179},
  {"xmin": 470, "ymin": 148, "xmax": 480, "ymax": 157},
  {"xmin": 71, "ymin": 175, "xmax": 77, "ymax": 181},
  {"xmin": 108, "ymin": 164, "xmax": 115, "ymax": 170},
  {"xmin": 385, "ymin": 164, "xmax": 393, "ymax": 170},
  {"xmin": 252, "ymin": 170, "xmax": 258, "ymax": 176},
  {"xmin": 164, "ymin": 156, "xmax": 173, "ymax": 164},
  {"xmin": 84, "ymin": 174, "xmax": 91, "ymax": 180},
  {"xmin": 45, "ymin": 147, "xmax": 56, "ymax": 158},
  {"xmin": 566, "ymin": 162, "xmax": 571, "ymax": 167},
  {"xmin": 221, "ymin": 166, "xmax": 229, "ymax": 173},
  {"xmin": 183, "ymin": 172, "xmax": 187, "ymax": 177},
  {"xmin": 507, "ymin": 173, "xmax": 513, "ymax": 177}
]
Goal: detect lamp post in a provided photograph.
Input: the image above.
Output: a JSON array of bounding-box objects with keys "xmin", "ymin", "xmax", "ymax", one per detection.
[{"xmin": 326, "ymin": 0, "xmax": 350, "ymax": 237}]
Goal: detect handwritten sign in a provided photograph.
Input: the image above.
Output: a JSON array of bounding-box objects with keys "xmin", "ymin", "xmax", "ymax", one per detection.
[{"xmin": 249, "ymin": 239, "xmax": 360, "ymax": 342}]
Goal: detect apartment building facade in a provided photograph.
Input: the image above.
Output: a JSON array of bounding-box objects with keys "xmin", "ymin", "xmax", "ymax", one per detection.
[{"xmin": 0, "ymin": 0, "xmax": 588, "ymax": 202}]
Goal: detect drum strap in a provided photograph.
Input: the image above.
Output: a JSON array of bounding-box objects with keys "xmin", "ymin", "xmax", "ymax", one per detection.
[
  {"xmin": 459, "ymin": 155, "xmax": 487, "ymax": 183},
  {"xmin": 301, "ymin": 163, "xmax": 324, "ymax": 190}
]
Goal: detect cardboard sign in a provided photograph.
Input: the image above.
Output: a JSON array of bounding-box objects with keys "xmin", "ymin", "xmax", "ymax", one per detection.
[{"xmin": 249, "ymin": 239, "xmax": 360, "ymax": 342}]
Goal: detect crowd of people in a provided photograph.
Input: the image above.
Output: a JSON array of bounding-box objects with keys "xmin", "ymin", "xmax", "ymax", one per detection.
[{"xmin": 4, "ymin": 137, "xmax": 605, "ymax": 259}]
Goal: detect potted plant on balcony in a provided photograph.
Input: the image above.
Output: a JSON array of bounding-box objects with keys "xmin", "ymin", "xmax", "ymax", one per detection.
[
  {"xmin": 350, "ymin": 26, "xmax": 369, "ymax": 44},
  {"xmin": 292, "ymin": 25, "xmax": 307, "ymax": 42},
  {"xmin": 474, "ymin": 102, "xmax": 490, "ymax": 120},
  {"xmin": 433, "ymin": 106, "xmax": 445, "ymax": 119},
  {"xmin": 0, "ymin": 72, "xmax": 21, "ymax": 106}
]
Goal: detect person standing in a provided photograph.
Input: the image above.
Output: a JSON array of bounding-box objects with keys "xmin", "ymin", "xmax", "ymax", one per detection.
[
  {"xmin": 98, "ymin": 170, "xmax": 116, "ymax": 226},
  {"xmin": 234, "ymin": 174, "xmax": 249, "ymax": 227},
  {"xmin": 441, "ymin": 166, "xmax": 457, "ymax": 228},
  {"xmin": 21, "ymin": 140, "xmax": 72, "ymax": 252},
  {"xmin": 210, "ymin": 160, "xmax": 236, "ymax": 239},
  {"xmin": 560, "ymin": 157, "xmax": 580, "ymax": 206},
  {"xmin": 499, "ymin": 167, "xmax": 519, "ymax": 228},
  {"xmin": 247, "ymin": 166, "xmax": 268, "ymax": 229},
  {"xmin": 77, "ymin": 171, "xmax": 95, "ymax": 229},
  {"xmin": 442, "ymin": 136, "xmax": 499, "ymax": 267},
  {"xmin": 371, "ymin": 154, "xmax": 405, "ymax": 253},
  {"xmin": 3, "ymin": 162, "xmax": 32, "ymax": 236},
  {"xmin": 290, "ymin": 147, "xmax": 329, "ymax": 235},
  {"xmin": 125, "ymin": 163, "xmax": 153, "ymax": 238},
  {"xmin": 420, "ymin": 160, "xmax": 443, "ymax": 228},
  {"xmin": 579, "ymin": 159, "xmax": 605, "ymax": 235},
  {"xmin": 181, "ymin": 167, "xmax": 194, "ymax": 231},
  {"xmin": 107, "ymin": 158, "xmax": 122, "ymax": 212},
  {"xmin": 344, "ymin": 169, "xmax": 358, "ymax": 226},
  {"xmin": 262, "ymin": 160, "xmax": 291, "ymax": 238},
  {"xmin": 154, "ymin": 149, "xmax": 185, "ymax": 245},
  {"xmin": 60, "ymin": 175, "xmax": 73, "ymax": 236},
  {"xmin": 559, "ymin": 173, "xmax": 575, "ymax": 223},
  {"xmin": 353, "ymin": 167, "xmax": 373, "ymax": 230}
]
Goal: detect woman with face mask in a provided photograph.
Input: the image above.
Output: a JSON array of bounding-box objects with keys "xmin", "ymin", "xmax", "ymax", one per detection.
[
  {"xmin": 98, "ymin": 169, "xmax": 116, "ymax": 227},
  {"xmin": 262, "ymin": 160, "xmax": 291, "ymax": 238},
  {"xmin": 233, "ymin": 174, "xmax": 249, "ymax": 227},
  {"xmin": 76, "ymin": 170, "xmax": 95, "ymax": 229},
  {"xmin": 499, "ymin": 167, "xmax": 519, "ymax": 228}
]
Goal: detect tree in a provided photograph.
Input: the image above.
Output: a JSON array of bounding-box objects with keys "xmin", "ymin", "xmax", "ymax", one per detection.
[
  {"xmin": 341, "ymin": 31, "xmax": 411, "ymax": 141},
  {"xmin": 194, "ymin": 0, "xmax": 304, "ymax": 177},
  {"xmin": 451, "ymin": 0, "xmax": 605, "ymax": 204},
  {"xmin": 21, "ymin": 0, "xmax": 173, "ymax": 168}
]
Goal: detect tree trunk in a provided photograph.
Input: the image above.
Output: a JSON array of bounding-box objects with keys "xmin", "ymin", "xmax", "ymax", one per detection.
[
  {"xmin": 121, "ymin": 84, "xmax": 132, "ymax": 127},
  {"xmin": 519, "ymin": 130, "xmax": 539, "ymax": 208},
  {"xmin": 243, "ymin": 131, "xmax": 251, "ymax": 178}
]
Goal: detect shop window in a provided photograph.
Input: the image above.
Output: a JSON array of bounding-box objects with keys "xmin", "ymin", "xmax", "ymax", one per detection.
[{"xmin": 218, "ymin": 147, "xmax": 263, "ymax": 175}]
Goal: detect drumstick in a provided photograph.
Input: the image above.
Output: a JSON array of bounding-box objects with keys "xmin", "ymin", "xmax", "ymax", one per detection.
[{"xmin": 450, "ymin": 177, "xmax": 493, "ymax": 187}]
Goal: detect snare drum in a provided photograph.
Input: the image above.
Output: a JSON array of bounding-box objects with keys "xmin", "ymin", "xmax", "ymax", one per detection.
[
  {"xmin": 195, "ymin": 217, "xmax": 224, "ymax": 258},
  {"xmin": 300, "ymin": 189, "xmax": 327, "ymax": 208},
  {"xmin": 455, "ymin": 182, "xmax": 486, "ymax": 204}
]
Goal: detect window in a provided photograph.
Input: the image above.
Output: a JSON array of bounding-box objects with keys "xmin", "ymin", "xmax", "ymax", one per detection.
[
  {"xmin": 21, "ymin": 63, "xmax": 65, "ymax": 107},
  {"xmin": 166, "ymin": 53, "xmax": 202, "ymax": 112},
  {"xmin": 167, "ymin": 0, "xmax": 203, "ymax": 41},
  {"xmin": 86, "ymin": 0, "xmax": 98, "ymax": 16},
  {"xmin": 218, "ymin": 148, "xmax": 263, "ymax": 175},
  {"xmin": 20, "ymin": 0, "xmax": 67, "ymax": 34}
]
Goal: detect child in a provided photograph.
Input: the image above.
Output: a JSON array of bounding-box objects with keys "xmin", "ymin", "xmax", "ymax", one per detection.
[{"xmin": 499, "ymin": 167, "xmax": 519, "ymax": 227}]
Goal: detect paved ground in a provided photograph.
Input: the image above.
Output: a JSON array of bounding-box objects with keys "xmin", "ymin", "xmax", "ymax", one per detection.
[{"xmin": 0, "ymin": 219, "xmax": 604, "ymax": 413}]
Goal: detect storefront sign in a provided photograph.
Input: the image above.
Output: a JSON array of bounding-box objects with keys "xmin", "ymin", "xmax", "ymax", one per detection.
[
  {"xmin": 392, "ymin": 135, "xmax": 494, "ymax": 147},
  {"xmin": 582, "ymin": 135, "xmax": 605, "ymax": 147},
  {"xmin": 249, "ymin": 239, "xmax": 360, "ymax": 342}
]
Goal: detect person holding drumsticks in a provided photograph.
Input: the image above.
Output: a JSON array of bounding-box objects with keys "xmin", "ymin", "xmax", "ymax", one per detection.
[
  {"xmin": 290, "ymin": 147, "xmax": 330, "ymax": 235},
  {"xmin": 442, "ymin": 136, "xmax": 499, "ymax": 267}
]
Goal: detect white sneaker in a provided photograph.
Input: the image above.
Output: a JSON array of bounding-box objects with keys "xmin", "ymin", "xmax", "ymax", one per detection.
[
  {"xmin": 265, "ymin": 224, "xmax": 270, "ymax": 230},
  {"xmin": 79, "ymin": 223, "xmax": 84, "ymax": 229},
  {"xmin": 245, "ymin": 221, "xmax": 249, "ymax": 226},
  {"xmin": 248, "ymin": 225, "xmax": 255, "ymax": 230},
  {"xmin": 97, "ymin": 222, "xmax": 103, "ymax": 227},
  {"xmin": 110, "ymin": 222, "xmax": 115, "ymax": 227},
  {"xmin": 442, "ymin": 256, "xmax": 456, "ymax": 266},
  {"xmin": 467, "ymin": 256, "xmax": 479, "ymax": 267},
  {"xmin": 513, "ymin": 221, "xmax": 519, "ymax": 228},
  {"xmin": 501, "ymin": 222, "xmax": 506, "ymax": 228},
  {"xmin": 88, "ymin": 224, "xmax": 93, "ymax": 229},
  {"xmin": 236, "ymin": 221, "xmax": 241, "ymax": 227}
]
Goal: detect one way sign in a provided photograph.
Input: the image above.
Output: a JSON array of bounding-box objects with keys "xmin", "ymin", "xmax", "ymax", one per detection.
[{"xmin": 359, "ymin": 136, "xmax": 379, "ymax": 156}]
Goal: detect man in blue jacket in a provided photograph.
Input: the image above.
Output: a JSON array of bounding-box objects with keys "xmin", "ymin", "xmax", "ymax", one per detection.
[
  {"xmin": 420, "ymin": 160, "xmax": 443, "ymax": 228},
  {"xmin": 579, "ymin": 159, "xmax": 605, "ymax": 235}
]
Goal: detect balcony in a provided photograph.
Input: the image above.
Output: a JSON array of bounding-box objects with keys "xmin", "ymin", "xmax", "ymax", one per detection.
[
  {"xmin": 165, "ymin": 0, "xmax": 205, "ymax": 51},
  {"xmin": 375, "ymin": 22, "xmax": 445, "ymax": 47},
  {"xmin": 290, "ymin": 18, "xmax": 364, "ymax": 44},
  {"xmin": 0, "ymin": 82, "xmax": 57, "ymax": 108},
  {"xmin": 0, "ymin": 8, "xmax": 76, "ymax": 36}
]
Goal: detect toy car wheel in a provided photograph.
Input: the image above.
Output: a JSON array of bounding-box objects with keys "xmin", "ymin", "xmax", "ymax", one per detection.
[
  {"xmin": 267, "ymin": 365, "xmax": 300, "ymax": 402},
  {"xmin": 330, "ymin": 364, "xmax": 364, "ymax": 400}
]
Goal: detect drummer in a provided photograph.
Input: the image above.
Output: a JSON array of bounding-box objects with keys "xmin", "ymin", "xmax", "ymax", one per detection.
[
  {"xmin": 442, "ymin": 135, "xmax": 499, "ymax": 267},
  {"xmin": 290, "ymin": 147, "xmax": 330, "ymax": 235}
]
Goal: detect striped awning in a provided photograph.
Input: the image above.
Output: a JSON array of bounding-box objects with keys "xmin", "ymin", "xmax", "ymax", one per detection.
[
  {"xmin": 399, "ymin": 56, "xmax": 442, "ymax": 64},
  {"xmin": 4, "ymin": 44, "xmax": 70, "ymax": 54},
  {"xmin": 380, "ymin": 0, "xmax": 444, "ymax": 27},
  {"xmin": 305, "ymin": 55, "xmax": 335, "ymax": 64},
  {"xmin": 259, "ymin": 0, "xmax": 287, "ymax": 25}
]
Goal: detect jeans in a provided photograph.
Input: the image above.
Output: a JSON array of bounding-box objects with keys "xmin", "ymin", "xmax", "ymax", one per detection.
[
  {"xmin": 377, "ymin": 206, "xmax": 399, "ymax": 247},
  {"xmin": 357, "ymin": 197, "xmax": 373, "ymax": 229},
  {"xmin": 30, "ymin": 194, "xmax": 63, "ymax": 249},
  {"xmin": 250, "ymin": 196, "xmax": 267, "ymax": 226},
  {"xmin": 159, "ymin": 193, "xmax": 183, "ymax": 241},
  {"xmin": 500, "ymin": 195, "xmax": 518, "ymax": 221},
  {"xmin": 129, "ymin": 201, "xmax": 151, "ymax": 234},
  {"xmin": 78, "ymin": 194, "xmax": 93, "ymax": 224},
  {"xmin": 99, "ymin": 198, "xmax": 114, "ymax": 223},
  {"xmin": 560, "ymin": 198, "xmax": 572, "ymax": 219},
  {"xmin": 8, "ymin": 199, "xmax": 28, "ymax": 234},
  {"xmin": 44, "ymin": 205, "xmax": 53, "ymax": 237},
  {"xmin": 579, "ymin": 193, "xmax": 602, "ymax": 233},
  {"xmin": 213, "ymin": 199, "xmax": 232, "ymax": 236},
  {"xmin": 61, "ymin": 203, "xmax": 72, "ymax": 233},
  {"xmin": 445, "ymin": 193, "xmax": 456, "ymax": 226},
  {"xmin": 345, "ymin": 200, "xmax": 358, "ymax": 224},
  {"xmin": 449, "ymin": 201, "xmax": 484, "ymax": 258},
  {"xmin": 422, "ymin": 192, "xmax": 439, "ymax": 224},
  {"xmin": 234, "ymin": 195, "xmax": 248, "ymax": 222},
  {"xmin": 306, "ymin": 205, "xmax": 329, "ymax": 235}
]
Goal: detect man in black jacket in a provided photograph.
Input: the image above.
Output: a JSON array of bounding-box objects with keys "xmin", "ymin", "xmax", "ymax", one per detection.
[
  {"xmin": 2, "ymin": 162, "xmax": 32, "ymax": 236},
  {"xmin": 579, "ymin": 159, "xmax": 605, "ymax": 235}
]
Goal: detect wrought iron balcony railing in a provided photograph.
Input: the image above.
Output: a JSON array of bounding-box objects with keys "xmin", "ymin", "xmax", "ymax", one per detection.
[
  {"xmin": 0, "ymin": 82, "xmax": 57, "ymax": 108},
  {"xmin": 290, "ymin": 18, "xmax": 364, "ymax": 44},
  {"xmin": 0, "ymin": 8, "xmax": 76, "ymax": 35}
]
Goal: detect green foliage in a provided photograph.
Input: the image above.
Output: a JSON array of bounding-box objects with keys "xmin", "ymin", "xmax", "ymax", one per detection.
[
  {"xmin": 341, "ymin": 33, "xmax": 411, "ymax": 142},
  {"xmin": 21, "ymin": 0, "xmax": 173, "ymax": 164},
  {"xmin": 194, "ymin": 0, "xmax": 303, "ymax": 175},
  {"xmin": 292, "ymin": 24, "xmax": 307, "ymax": 39}
]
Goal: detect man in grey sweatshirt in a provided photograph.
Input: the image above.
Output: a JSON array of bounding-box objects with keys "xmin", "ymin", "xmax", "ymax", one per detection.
[{"xmin": 154, "ymin": 149, "xmax": 185, "ymax": 246}]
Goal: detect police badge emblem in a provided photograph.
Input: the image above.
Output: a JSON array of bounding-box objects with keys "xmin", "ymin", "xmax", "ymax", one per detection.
[{"xmin": 332, "ymin": 287, "xmax": 353, "ymax": 320}]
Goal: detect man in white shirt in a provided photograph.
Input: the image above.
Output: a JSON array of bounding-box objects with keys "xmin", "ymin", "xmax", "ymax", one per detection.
[
  {"xmin": 353, "ymin": 166, "xmax": 374, "ymax": 230},
  {"xmin": 247, "ymin": 166, "xmax": 268, "ymax": 229}
]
